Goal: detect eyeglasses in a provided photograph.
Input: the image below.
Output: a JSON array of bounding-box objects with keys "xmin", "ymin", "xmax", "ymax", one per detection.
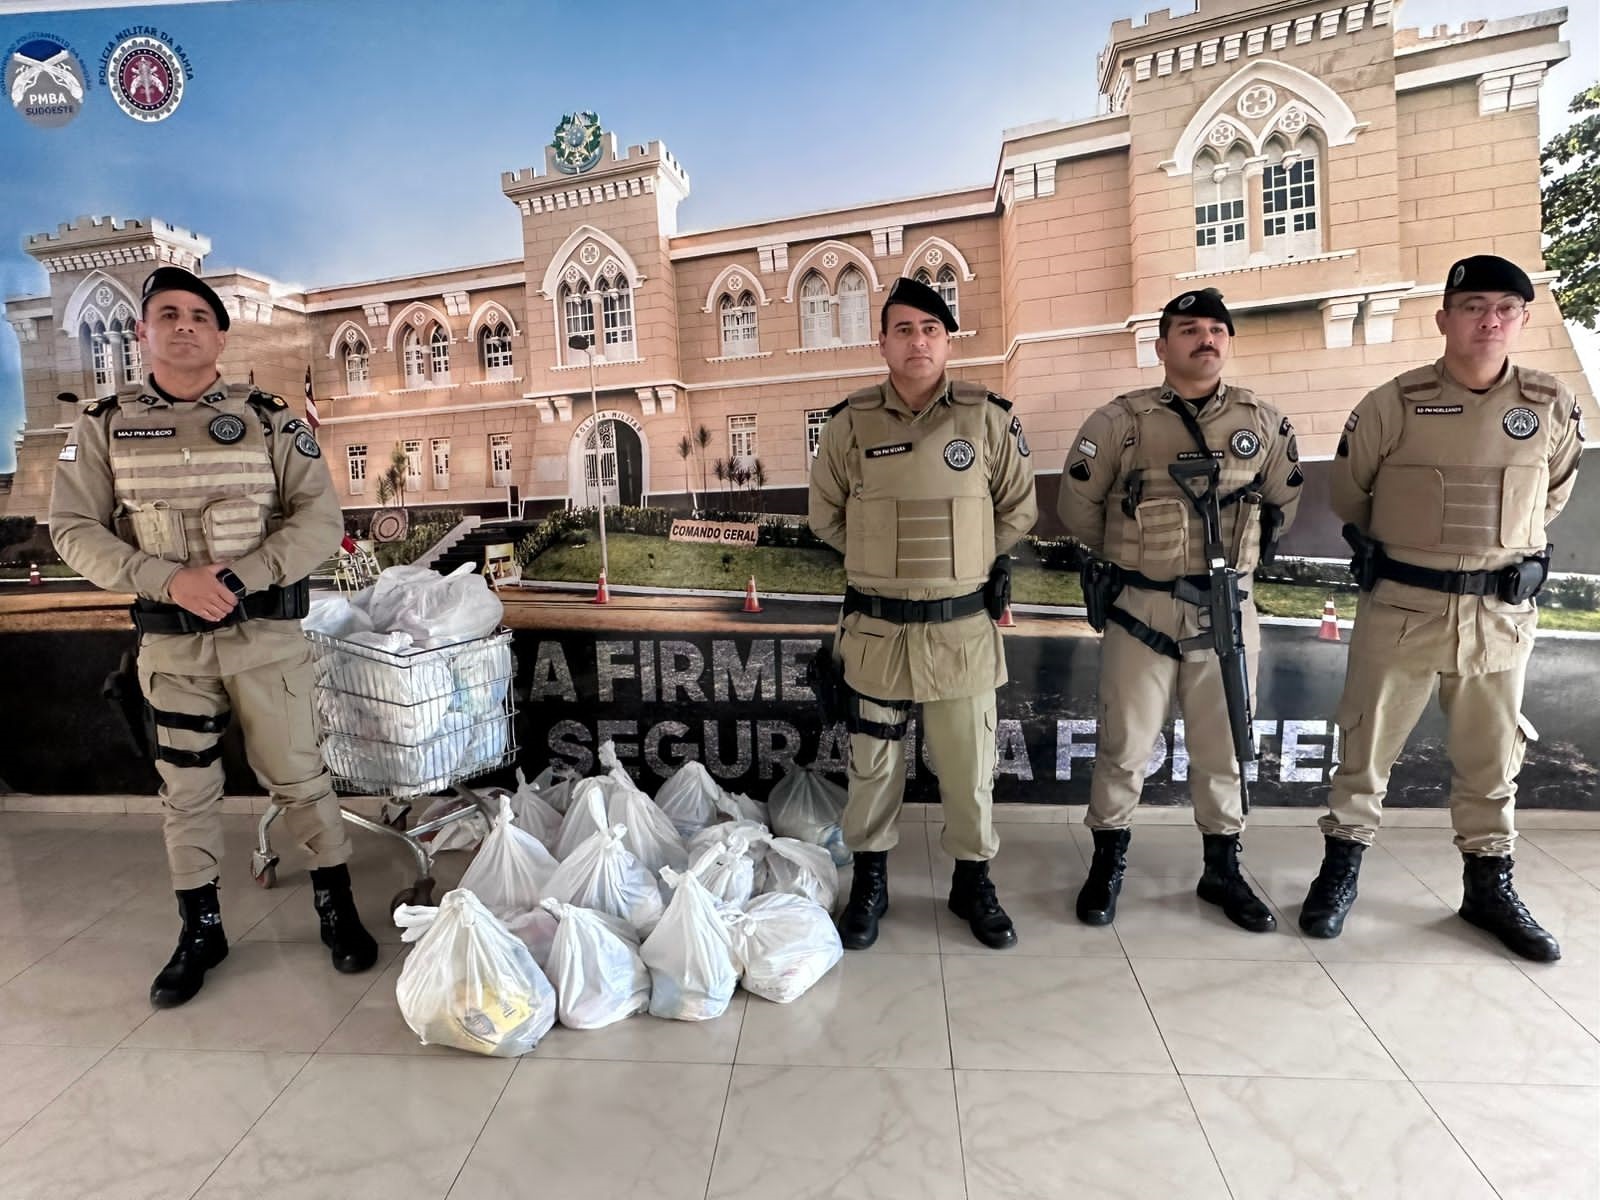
[{"xmin": 1450, "ymin": 299, "xmax": 1528, "ymax": 322}]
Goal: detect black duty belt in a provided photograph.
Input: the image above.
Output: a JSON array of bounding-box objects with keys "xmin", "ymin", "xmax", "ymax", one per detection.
[
  {"xmin": 843, "ymin": 586, "xmax": 987, "ymax": 624},
  {"xmin": 132, "ymin": 579, "xmax": 311, "ymax": 636},
  {"xmin": 1375, "ymin": 558, "xmax": 1498, "ymax": 596}
]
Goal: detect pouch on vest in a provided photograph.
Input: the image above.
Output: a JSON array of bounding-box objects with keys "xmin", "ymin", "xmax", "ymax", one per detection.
[
  {"xmin": 128, "ymin": 502, "xmax": 188, "ymax": 563},
  {"xmin": 1133, "ymin": 497, "xmax": 1189, "ymax": 577},
  {"xmin": 1229, "ymin": 493, "xmax": 1264, "ymax": 574},
  {"xmin": 1499, "ymin": 465, "xmax": 1548, "ymax": 550},
  {"xmin": 202, "ymin": 496, "xmax": 267, "ymax": 560}
]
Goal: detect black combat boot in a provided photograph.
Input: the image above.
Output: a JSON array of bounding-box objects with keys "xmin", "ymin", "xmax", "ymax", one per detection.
[
  {"xmin": 1197, "ymin": 834, "xmax": 1277, "ymax": 933},
  {"xmin": 839, "ymin": 850, "xmax": 889, "ymax": 950},
  {"xmin": 949, "ymin": 859, "xmax": 1018, "ymax": 949},
  {"xmin": 1459, "ymin": 854, "xmax": 1561, "ymax": 963},
  {"xmin": 309, "ymin": 863, "xmax": 379, "ymax": 974},
  {"xmin": 1076, "ymin": 828, "xmax": 1132, "ymax": 926},
  {"xmin": 150, "ymin": 881, "xmax": 229, "ymax": 1008},
  {"xmin": 1299, "ymin": 837, "xmax": 1366, "ymax": 938}
]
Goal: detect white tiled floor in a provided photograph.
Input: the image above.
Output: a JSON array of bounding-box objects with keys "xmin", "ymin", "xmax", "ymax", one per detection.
[{"xmin": 0, "ymin": 810, "xmax": 1597, "ymax": 1199}]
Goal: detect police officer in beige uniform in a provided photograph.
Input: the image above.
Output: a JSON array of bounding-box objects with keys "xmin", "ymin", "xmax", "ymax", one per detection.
[
  {"xmin": 1300, "ymin": 256, "xmax": 1582, "ymax": 961},
  {"xmin": 809, "ymin": 276, "xmax": 1037, "ymax": 950},
  {"xmin": 51, "ymin": 267, "xmax": 378, "ymax": 1007},
  {"xmin": 1058, "ymin": 289, "xmax": 1302, "ymax": 932}
]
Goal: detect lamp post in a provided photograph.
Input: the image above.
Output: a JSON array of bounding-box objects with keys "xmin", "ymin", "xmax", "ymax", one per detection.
[{"xmin": 567, "ymin": 332, "xmax": 608, "ymax": 584}]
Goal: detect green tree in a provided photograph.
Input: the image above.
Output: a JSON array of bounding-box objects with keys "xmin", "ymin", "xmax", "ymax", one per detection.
[{"xmin": 1542, "ymin": 84, "xmax": 1600, "ymax": 329}]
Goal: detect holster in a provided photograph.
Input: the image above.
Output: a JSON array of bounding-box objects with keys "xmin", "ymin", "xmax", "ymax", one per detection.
[
  {"xmin": 101, "ymin": 648, "xmax": 152, "ymax": 759},
  {"xmin": 1499, "ymin": 547, "xmax": 1551, "ymax": 604},
  {"xmin": 984, "ymin": 555, "xmax": 1012, "ymax": 620},
  {"xmin": 1341, "ymin": 524, "xmax": 1382, "ymax": 592},
  {"xmin": 1079, "ymin": 554, "xmax": 1125, "ymax": 634},
  {"xmin": 1259, "ymin": 503, "xmax": 1286, "ymax": 566},
  {"xmin": 806, "ymin": 644, "xmax": 847, "ymax": 726}
]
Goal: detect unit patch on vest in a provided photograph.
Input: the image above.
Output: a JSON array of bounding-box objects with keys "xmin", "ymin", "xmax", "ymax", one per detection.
[
  {"xmin": 294, "ymin": 428, "xmax": 322, "ymax": 459},
  {"xmin": 1229, "ymin": 429, "xmax": 1260, "ymax": 459},
  {"xmin": 113, "ymin": 427, "xmax": 176, "ymax": 439},
  {"xmin": 1076, "ymin": 437, "xmax": 1098, "ymax": 459},
  {"xmin": 1011, "ymin": 415, "xmax": 1030, "ymax": 457},
  {"xmin": 58, "ymin": 444, "xmax": 77, "ymax": 462},
  {"xmin": 1415, "ymin": 405, "xmax": 1465, "ymax": 415},
  {"xmin": 866, "ymin": 442, "xmax": 913, "ymax": 459},
  {"xmin": 943, "ymin": 439, "xmax": 976, "ymax": 471},
  {"xmin": 1068, "ymin": 459, "xmax": 1092, "ymax": 482},
  {"xmin": 1344, "ymin": 412, "xmax": 1359, "ymax": 432},
  {"xmin": 208, "ymin": 414, "xmax": 247, "ymax": 445},
  {"xmin": 1503, "ymin": 407, "xmax": 1540, "ymax": 440},
  {"xmin": 1287, "ymin": 435, "xmax": 1300, "ymax": 463}
]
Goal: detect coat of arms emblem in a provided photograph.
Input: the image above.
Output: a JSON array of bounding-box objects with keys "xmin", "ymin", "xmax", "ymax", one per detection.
[{"xmin": 551, "ymin": 111, "xmax": 603, "ymax": 175}]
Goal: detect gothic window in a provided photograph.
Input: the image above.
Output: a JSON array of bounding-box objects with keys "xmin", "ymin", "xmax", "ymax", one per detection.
[
  {"xmin": 429, "ymin": 325, "xmax": 451, "ymax": 381},
  {"xmin": 84, "ymin": 320, "xmax": 112, "ymax": 390},
  {"xmin": 599, "ymin": 269, "xmax": 634, "ymax": 353},
  {"xmin": 342, "ymin": 334, "xmax": 370, "ymax": 393},
  {"xmin": 562, "ymin": 281, "xmax": 594, "ymax": 350},
  {"xmin": 402, "ymin": 328, "xmax": 426, "ymax": 384},
  {"xmin": 112, "ymin": 315, "xmax": 140, "ymax": 385},
  {"xmin": 936, "ymin": 265, "xmax": 960, "ymax": 326},
  {"xmin": 1262, "ymin": 133, "xmax": 1321, "ymax": 260},
  {"xmin": 799, "ymin": 272, "xmax": 832, "ymax": 349},
  {"xmin": 479, "ymin": 321, "xmax": 514, "ymax": 378},
  {"xmin": 837, "ymin": 267, "xmax": 870, "ymax": 345},
  {"xmin": 719, "ymin": 291, "xmax": 759, "ymax": 356},
  {"xmin": 1193, "ymin": 145, "xmax": 1248, "ymax": 272}
]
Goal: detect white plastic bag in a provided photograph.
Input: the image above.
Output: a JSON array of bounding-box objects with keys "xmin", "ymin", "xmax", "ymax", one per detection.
[
  {"xmin": 458, "ymin": 797, "xmax": 560, "ymax": 920},
  {"xmin": 696, "ymin": 836, "xmax": 756, "ymax": 910},
  {"xmin": 367, "ymin": 562, "xmax": 504, "ymax": 645},
  {"xmin": 392, "ymin": 890, "xmax": 556, "ymax": 1056},
  {"xmin": 506, "ymin": 770, "xmax": 562, "ymax": 851},
  {"xmin": 716, "ymin": 790, "xmax": 770, "ymax": 826},
  {"xmin": 768, "ymin": 764, "xmax": 850, "ymax": 866},
  {"xmin": 654, "ymin": 760, "xmax": 726, "ymax": 839},
  {"xmin": 530, "ymin": 761, "xmax": 581, "ymax": 814},
  {"xmin": 690, "ymin": 820, "xmax": 773, "ymax": 892},
  {"xmin": 540, "ymin": 899, "xmax": 651, "ymax": 1029},
  {"xmin": 641, "ymin": 864, "xmax": 739, "ymax": 1021},
  {"xmin": 302, "ymin": 594, "xmax": 374, "ymax": 639},
  {"xmin": 728, "ymin": 893, "xmax": 843, "ymax": 1004},
  {"xmin": 505, "ymin": 907, "xmax": 559, "ymax": 970},
  {"xmin": 762, "ymin": 837, "xmax": 838, "ymax": 910},
  {"xmin": 544, "ymin": 824, "xmax": 666, "ymax": 936},
  {"xmin": 556, "ymin": 776, "xmax": 687, "ymax": 877},
  {"xmin": 415, "ymin": 793, "xmax": 489, "ymax": 859}
]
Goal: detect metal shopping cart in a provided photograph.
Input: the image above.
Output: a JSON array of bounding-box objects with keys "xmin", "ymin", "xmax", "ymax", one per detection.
[{"xmin": 249, "ymin": 626, "xmax": 519, "ymax": 911}]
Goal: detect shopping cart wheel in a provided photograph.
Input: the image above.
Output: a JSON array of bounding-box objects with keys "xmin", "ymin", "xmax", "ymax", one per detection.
[
  {"xmin": 390, "ymin": 877, "xmax": 436, "ymax": 912},
  {"xmin": 250, "ymin": 851, "xmax": 280, "ymax": 890}
]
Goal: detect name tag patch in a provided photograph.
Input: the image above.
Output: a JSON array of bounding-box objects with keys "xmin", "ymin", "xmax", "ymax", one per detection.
[
  {"xmin": 113, "ymin": 427, "xmax": 176, "ymax": 439},
  {"xmin": 1414, "ymin": 405, "xmax": 1464, "ymax": 415},
  {"xmin": 865, "ymin": 442, "xmax": 913, "ymax": 459},
  {"xmin": 1176, "ymin": 449, "xmax": 1224, "ymax": 461}
]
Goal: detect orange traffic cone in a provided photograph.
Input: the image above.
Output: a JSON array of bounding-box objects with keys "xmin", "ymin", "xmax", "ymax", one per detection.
[
  {"xmin": 27, "ymin": 562, "xmax": 41, "ymax": 586},
  {"xmin": 1317, "ymin": 596, "xmax": 1340, "ymax": 642},
  {"xmin": 996, "ymin": 603, "xmax": 1016, "ymax": 628},
  {"xmin": 742, "ymin": 575, "xmax": 763, "ymax": 613},
  {"xmin": 591, "ymin": 571, "xmax": 611, "ymax": 605}
]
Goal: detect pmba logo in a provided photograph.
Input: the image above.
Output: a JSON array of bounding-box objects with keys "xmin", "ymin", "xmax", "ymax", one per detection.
[
  {"xmin": 5, "ymin": 34, "xmax": 89, "ymax": 129},
  {"xmin": 102, "ymin": 29, "xmax": 191, "ymax": 123}
]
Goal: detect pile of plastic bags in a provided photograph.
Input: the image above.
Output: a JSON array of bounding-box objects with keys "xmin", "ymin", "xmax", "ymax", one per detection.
[{"xmin": 391, "ymin": 742, "xmax": 847, "ymax": 1055}]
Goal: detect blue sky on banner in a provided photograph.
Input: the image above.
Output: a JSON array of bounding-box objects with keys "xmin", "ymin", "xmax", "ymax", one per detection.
[{"xmin": 0, "ymin": 0, "xmax": 1595, "ymax": 471}]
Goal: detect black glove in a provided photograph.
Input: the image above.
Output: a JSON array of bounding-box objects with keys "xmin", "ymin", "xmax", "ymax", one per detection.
[{"xmin": 984, "ymin": 555, "xmax": 1013, "ymax": 620}]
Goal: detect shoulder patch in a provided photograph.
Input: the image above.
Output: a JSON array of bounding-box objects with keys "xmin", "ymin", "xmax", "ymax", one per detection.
[
  {"xmin": 248, "ymin": 389, "xmax": 288, "ymax": 410},
  {"xmin": 84, "ymin": 395, "xmax": 118, "ymax": 417},
  {"xmin": 985, "ymin": 391, "xmax": 1013, "ymax": 412},
  {"xmin": 1068, "ymin": 459, "xmax": 1092, "ymax": 482},
  {"xmin": 826, "ymin": 399, "xmax": 848, "ymax": 418},
  {"xmin": 1337, "ymin": 434, "xmax": 1350, "ymax": 459},
  {"xmin": 1278, "ymin": 416, "xmax": 1293, "ymax": 437},
  {"xmin": 1287, "ymin": 464, "xmax": 1304, "ymax": 488},
  {"xmin": 1344, "ymin": 412, "xmax": 1359, "ymax": 433},
  {"xmin": 293, "ymin": 427, "xmax": 322, "ymax": 459}
]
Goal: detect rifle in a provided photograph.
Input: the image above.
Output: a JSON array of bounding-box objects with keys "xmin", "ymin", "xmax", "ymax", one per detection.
[{"xmin": 1168, "ymin": 461, "xmax": 1256, "ymax": 814}]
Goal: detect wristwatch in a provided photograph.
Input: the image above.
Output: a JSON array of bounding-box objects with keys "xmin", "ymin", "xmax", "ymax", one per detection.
[{"xmin": 216, "ymin": 568, "xmax": 248, "ymax": 599}]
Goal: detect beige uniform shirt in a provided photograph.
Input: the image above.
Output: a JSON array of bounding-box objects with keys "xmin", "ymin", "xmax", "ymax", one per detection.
[
  {"xmin": 50, "ymin": 376, "xmax": 344, "ymax": 674},
  {"xmin": 809, "ymin": 377, "xmax": 1037, "ymax": 701},
  {"xmin": 1334, "ymin": 358, "xmax": 1583, "ymax": 674}
]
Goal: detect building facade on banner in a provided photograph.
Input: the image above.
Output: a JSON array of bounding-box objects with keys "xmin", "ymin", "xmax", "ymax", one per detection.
[{"xmin": 2, "ymin": 0, "xmax": 1593, "ymax": 558}]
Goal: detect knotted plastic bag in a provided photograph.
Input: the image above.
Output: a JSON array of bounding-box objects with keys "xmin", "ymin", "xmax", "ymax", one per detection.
[{"xmin": 540, "ymin": 898, "xmax": 651, "ymax": 1029}]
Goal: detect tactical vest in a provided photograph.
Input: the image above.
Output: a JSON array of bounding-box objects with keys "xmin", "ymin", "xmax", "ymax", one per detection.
[
  {"xmin": 1100, "ymin": 385, "xmax": 1272, "ymax": 577},
  {"xmin": 1368, "ymin": 364, "xmax": 1559, "ymax": 557},
  {"xmin": 841, "ymin": 381, "xmax": 996, "ymax": 591},
  {"xmin": 105, "ymin": 383, "xmax": 282, "ymax": 568}
]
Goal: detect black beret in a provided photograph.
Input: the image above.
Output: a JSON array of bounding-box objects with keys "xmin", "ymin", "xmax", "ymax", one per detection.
[
  {"xmin": 1162, "ymin": 288, "xmax": 1233, "ymax": 335},
  {"xmin": 141, "ymin": 266, "xmax": 230, "ymax": 331},
  {"xmin": 1444, "ymin": 255, "xmax": 1534, "ymax": 303},
  {"xmin": 881, "ymin": 275, "xmax": 958, "ymax": 333}
]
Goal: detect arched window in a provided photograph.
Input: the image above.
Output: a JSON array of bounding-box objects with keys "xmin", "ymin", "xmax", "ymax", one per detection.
[
  {"xmin": 111, "ymin": 315, "xmax": 140, "ymax": 385},
  {"xmin": 799, "ymin": 272, "xmax": 832, "ymax": 348},
  {"xmin": 719, "ymin": 291, "xmax": 758, "ymax": 356},
  {"xmin": 402, "ymin": 328, "xmax": 427, "ymax": 384},
  {"xmin": 1193, "ymin": 145, "xmax": 1248, "ymax": 272},
  {"xmin": 342, "ymin": 334, "xmax": 370, "ymax": 393},
  {"xmin": 599, "ymin": 269, "xmax": 634, "ymax": 353},
  {"xmin": 1263, "ymin": 133, "xmax": 1321, "ymax": 260},
  {"xmin": 479, "ymin": 321, "xmax": 514, "ymax": 378},
  {"xmin": 935, "ymin": 265, "xmax": 960, "ymax": 326},
  {"xmin": 429, "ymin": 326, "xmax": 451, "ymax": 381},
  {"xmin": 561, "ymin": 281, "xmax": 594, "ymax": 350},
  {"xmin": 83, "ymin": 320, "xmax": 112, "ymax": 390},
  {"xmin": 837, "ymin": 267, "xmax": 870, "ymax": 345}
]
